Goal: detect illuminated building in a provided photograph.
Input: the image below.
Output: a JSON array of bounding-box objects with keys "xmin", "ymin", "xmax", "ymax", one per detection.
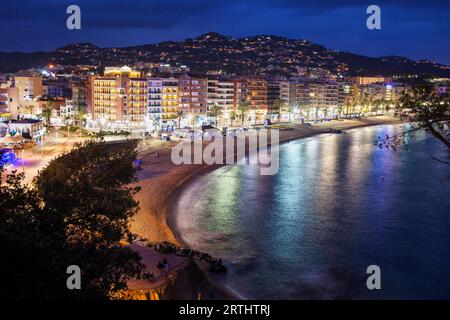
[
  {"xmin": 207, "ymin": 79, "xmax": 235, "ymax": 125},
  {"xmin": 91, "ymin": 66, "xmax": 148, "ymax": 131},
  {"xmin": 147, "ymin": 78, "xmax": 163, "ymax": 130},
  {"xmin": 14, "ymin": 75, "xmax": 43, "ymax": 114},
  {"xmin": 0, "ymin": 87, "xmax": 19, "ymax": 120},
  {"xmin": 179, "ymin": 74, "xmax": 208, "ymax": 113},
  {"xmin": 355, "ymin": 76, "xmax": 390, "ymax": 86},
  {"xmin": 234, "ymin": 77, "xmax": 268, "ymax": 124},
  {"xmin": 267, "ymin": 79, "xmax": 290, "ymax": 118},
  {"xmin": 161, "ymin": 77, "xmax": 179, "ymax": 128}
]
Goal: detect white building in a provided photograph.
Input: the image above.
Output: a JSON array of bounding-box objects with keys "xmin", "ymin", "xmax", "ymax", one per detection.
[{"xmin": 147, "ymin": 78, "xmax": 163, "ymax": 131}]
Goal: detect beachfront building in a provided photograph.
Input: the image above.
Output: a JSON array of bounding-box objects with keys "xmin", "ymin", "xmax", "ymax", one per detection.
[
  {"xmin": 216, "ymin": 80, "xmax": 235, "ymax": 126},
  {"xmin": 290, "ymin": 79, "xmax": 339, "ymax": 120},
  {"xmin": 178, "ymin": 74, "xmax": 208, "ymax": 126},
  {"xmin": 161, "ymin": 77, "xmax": 179, "ymax": 129},
  {"xmin": 90, "ymin": 66, "xmax": 148, "ymax": 132},
  {"xmin": 267, "ymin": 79, "xmax": 290, "ymax": 120},
  {"xmin": 147, "ymin": 78, "xmax": 163, "ymax": 131},
  {"xmin": 234, "ymin": 77, "xmax": 268, "ymax": 124},
  {"xmin": 206, "ymin": 79, "xmax": 235, "ymax": 126}
]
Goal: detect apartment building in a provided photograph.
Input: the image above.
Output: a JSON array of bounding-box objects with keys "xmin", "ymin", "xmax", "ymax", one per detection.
[
  {"xmin": 91, "ymin": 66, "xmax": 148, "ymax": 131},
  {"xmin": 178, "ymin": 74, "xmax": 208, "ymax": 119},
  {"xmin": 216, "ymin": 80, "xmax": 235, "ymax": 112},
  {"xmin": 14, "ymin": 75, "xmax": 43, "ymax": 102},
  {"xmin": 147, "ymin": 78, "xmax": 163, "ymax": 129},
  {"xmin": 161, "ymin": 77, "xmax": 179, "ymax": 127},
  {"xmin": 234, "ymin": 77, "xmax": 268, "ymax": 123},
  {"xmin": 43, "ymin": 80, "xmax": 71, "ymax": 99},
  {"xmin": 206, "ymin": 79, "xmax": 235, "ymax": 124},
  {"xmin": 0, "ymin": 87, "xmax": 19, "ymax": 121},
  {"xmin": 290, "ymin": 80, "xmax": 338, "ymax": 119},
  {"xmin": 360, "ymin": 83, "xmax": 393, "ymax": 102},
  {"xmin": 13, "ymin": 75, "xmax": 43, "ymax": 115},
  {"xmin": 0, "ymin": 88, "xmax": 9, "ymax": 121},
  {"xmin": 267, "ymin": 79, "xmax": 290, "ymax": 117},
  {"xmin": 355, "ymin": 76, "xmax": 389, "ymax": 86},
  {"xmin": 72, "ymin": 84, "xmax": 88, "ymax": 114}
]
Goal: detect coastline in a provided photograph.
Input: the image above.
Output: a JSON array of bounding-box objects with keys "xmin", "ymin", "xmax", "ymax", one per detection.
[{"xmin": 130, "ymin": 115, "xmax": 404, "ymax": 299}]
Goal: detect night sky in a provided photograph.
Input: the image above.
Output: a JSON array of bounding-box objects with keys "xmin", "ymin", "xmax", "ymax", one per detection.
[{"xmin": 1, "ymin": 0, "xmax": 450, "ymax": 64}]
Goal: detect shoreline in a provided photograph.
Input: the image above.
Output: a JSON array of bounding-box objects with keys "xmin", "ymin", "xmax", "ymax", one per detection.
[{"xmin": 130, "ymin": 115, "xmax": 405, "ymax": 299}]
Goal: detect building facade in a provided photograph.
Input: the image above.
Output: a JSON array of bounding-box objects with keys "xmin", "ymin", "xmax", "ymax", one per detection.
[{"xmin": 91, "ymin": 66, "xmax": 148, "ymax": 131}]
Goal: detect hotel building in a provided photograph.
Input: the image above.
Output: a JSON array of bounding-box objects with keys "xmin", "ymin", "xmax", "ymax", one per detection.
[
  {"xmin": 91, "ymin": 66, "xmax": 148, "ymax": 131},
  {"xmin": 161, "ymin": 77, "xmax": 179, "ymax": 128}
]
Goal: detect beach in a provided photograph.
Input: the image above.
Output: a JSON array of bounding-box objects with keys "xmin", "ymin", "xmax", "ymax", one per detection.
[
  {"xmin": 130, "ymin": 116, "xmax": 403, "ymax": 245},
  {"xmin": 126, "ymin": 116, "xmax": 405, "ymax": 299}
]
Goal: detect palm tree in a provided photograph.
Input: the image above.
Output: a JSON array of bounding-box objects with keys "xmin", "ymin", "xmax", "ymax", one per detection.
[
  {"xmin": 322, "ymin": 107, "xmax": 328, "ymax": 120},
  {"xmin": 283, "ymin": 102, "xmax": 294, "ymax": 122},
  {"xmin": 209, "ymin": 104, "xmax": 222, "ymax": 126},
  {"xmin": 77, "ymin": 109, "xmax": 86, "ymax": 129},
  {"xmin": 42, "ymin": 102, "xmax": 54, "ymax": 126},
  {"xmin": 344, "ymin": 95, "xmax": 357, "ymax": 117},
  {"xmin": 25, "ymin": 105, "xmax": 35, "ymax": 116},
  {"xmin": 229, "ymin": 111, "xmax": 236, "ymax": 127},
  {"xmin": 238, "ymin": 101, "xmax": 250, "ymax": 126},
  {"xmin": 175, "ymin": 110, "xmax": 185, "ymax": 128},
  {"xmin": 272, "ymin": 99, "xmax": 286, "ymax": 122},
  {"xmin": 337, "ymin": 105, "xmax": 344, "ymax": 119},
  {"xmin": 373, "ymin": 98, "xmax": 384, "ymax": 114},
  {"xmin": 151, "ymin": 117, "xmax": 160, "ymax": 131}
]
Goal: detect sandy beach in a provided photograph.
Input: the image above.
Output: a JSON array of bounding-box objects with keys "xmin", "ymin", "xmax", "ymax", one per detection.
[{"xmin": 130, "ymin": 115, "xmax": 403, "ymax": 245}]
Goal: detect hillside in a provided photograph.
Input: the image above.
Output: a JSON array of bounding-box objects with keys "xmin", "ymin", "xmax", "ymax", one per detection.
[{"xmin": 0, "ymin": 32, "xmax": 449, "ymax": 77}]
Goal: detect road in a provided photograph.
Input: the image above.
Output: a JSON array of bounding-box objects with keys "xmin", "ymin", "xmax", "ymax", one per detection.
[{"xmin": 5, "ymin": 127, "xmax": 86, "ymax": 183}]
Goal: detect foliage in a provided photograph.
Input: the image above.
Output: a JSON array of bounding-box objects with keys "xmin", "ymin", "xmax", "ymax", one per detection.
[
  {"xmin": 208, "ymin": 105, "xmax": 222, "ymax": 125},
  {"xmin": 42, "ymin": 101, "xmax": 54, "ymax": 125},
  {"xmin": 238, "ymin": 101, "xmax": 251, "ymax": 125},
  {"xmin": 382, "ymin": 85, "xmax": 450, "ymax": 164},
  {"xmin": 0, "ymin": 140, "xmax": 145, "ymax": 299},
  {"xmin": 176, "ymin": 110, "xmax": 185, "ymax": 127}
]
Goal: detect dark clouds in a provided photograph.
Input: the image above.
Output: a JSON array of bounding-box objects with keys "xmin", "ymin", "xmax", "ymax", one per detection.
[{"xmin": 0, "ymin": 0, "xmax": 449, "ymax": 64}]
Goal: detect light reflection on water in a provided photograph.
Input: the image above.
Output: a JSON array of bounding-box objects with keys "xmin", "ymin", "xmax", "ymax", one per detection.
[{"xmin": 173, "ymin": 124, "xmax": 450, "ymax": 299}]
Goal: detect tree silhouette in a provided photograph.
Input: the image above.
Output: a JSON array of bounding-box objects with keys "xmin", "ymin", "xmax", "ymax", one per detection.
[{"xmin": 0, "ymin": 140, "xmax": 146, "ymax": 299}]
